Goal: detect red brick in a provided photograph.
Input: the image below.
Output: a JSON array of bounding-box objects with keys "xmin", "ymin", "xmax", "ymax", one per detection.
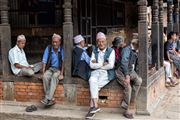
[
  {"xmin": 14, "ymin": 81, "xmax": 64, "ymax": 103},
  {"xmin": 76, "ymin": 83, "xmax": 124, "ymax": 108},
  {"xmin": 14, "ymin": 82, "xmax": 25, "ymax": 85},
  {"xmin": 16, "ymin": 91, "xmax": 28, "ymax": 95},
  {"xmin": 27, "ymin": 86, "xmax": 40, "ymax": 89},
  {"xmin": 15, "ymin": 85, "xmax": 28, "ymax": 89}
]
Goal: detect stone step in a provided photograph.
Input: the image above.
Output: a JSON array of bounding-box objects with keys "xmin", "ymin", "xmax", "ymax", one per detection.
[{"xmin": 0, "ymin": 101, "xmax": 151, "ymax": 120}]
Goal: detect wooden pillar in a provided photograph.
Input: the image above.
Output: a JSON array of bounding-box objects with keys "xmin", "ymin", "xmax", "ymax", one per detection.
[
  {"xmin": 0, "ymin": 0, "xmax": 14, "ymax": 101},
  {"xmin": 63, "ymin": 0, "xmax": 76, "ymax": 103},
  {"xmin": 136, "ymin": 0, "xmax": 149, "ymax": 114},
  {"xmin": 152, "ymin": 0, "xmax": 160, "ymax": 70},
  {"xmin": 159, "ymin": 0, "xmax": 164, "ymax": 67},
  {"xmin": 174, "ymin": 1, "xmax": 179, "ymax": 33},
  {"xmin": 167, "ymin": 0, "xmax": 174, "ymax": 34},
  {"xmin": 63, "ymin": 0, "xmax": 73, "ymax": 84},
  {"xmin": 0, "ymin": 0, "xmax": 11, "ymax": 76},
  {"xmin": 138, "ymin": 0, "xmax": 148, "ymax": 87}
]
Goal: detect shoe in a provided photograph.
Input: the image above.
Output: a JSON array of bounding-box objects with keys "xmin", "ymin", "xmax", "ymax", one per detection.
[
  {"xmin": 123, "ymin": 111, "xmax": 134, "ymax": 119},
  {"xmin": 85, "ymin": 107, "xmax": 95, "ymax": 119},
  {"xmin": 90, "ymin": 107, "xmax": 100, "ymax": 114},
  {"xmin": 40, "ymin": 98, "xmax": 49, "ymax": 105},
  {"xmin": 47, "ymin": 100, "xmax": 56, "ymax": 106},
  {"xmin": 85, "ymin": 112, "xmax": 95, "ymax": 119}
]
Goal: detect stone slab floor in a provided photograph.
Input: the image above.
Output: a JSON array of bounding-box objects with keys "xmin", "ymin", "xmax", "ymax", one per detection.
[{"xmin": 0, "ymin": 84, "xmax": 179, "ymax": 120}]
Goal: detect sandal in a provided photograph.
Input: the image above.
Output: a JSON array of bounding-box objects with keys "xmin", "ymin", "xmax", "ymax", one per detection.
[
  {"xmin": 25, "ymin": 106, "xmax": 33, "ymax": 112},
  {"xmin": 171, "ymin": 81, "xmax": 179, "ymax": 86},
  {"xmin": 170, "ymin": 83, "xmax": 176, "ymax": 87},
  {"xmin": 25, "ymin": 105, "xmax": 37, "ymax": 112},
  {"xmin": 165, "ymin": 82, "xmax": 171, "ymax": 87},
  {"xmin": 30, "ymin": 105, "xmax": 37, "ymax": 111}
]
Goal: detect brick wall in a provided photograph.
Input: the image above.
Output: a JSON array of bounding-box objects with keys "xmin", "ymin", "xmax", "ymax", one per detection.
[
  {"xmin": 77, "ymin": 84, "xmax": 124, "ymax": 108},
  {"xmin": 14, "ymin": 81, "xmax": 64, "ymax": 103},
  {"xmin": 0, "ymin": 80, "xmax": 2, "ymax": 100}
]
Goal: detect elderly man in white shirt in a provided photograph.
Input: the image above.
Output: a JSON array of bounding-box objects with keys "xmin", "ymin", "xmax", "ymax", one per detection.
[
  {"xmin": 8, "ymin": 35, "xmax": 41, "ymax": 76},
  {"xmin": 85, "ymin": 32, "xmax": 115, "ymax": 119}
]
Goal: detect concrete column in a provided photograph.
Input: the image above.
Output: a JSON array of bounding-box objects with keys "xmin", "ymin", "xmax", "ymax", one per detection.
[
  {"xmin": 159, "ymin": 0, "xmax": 164, "ymax": 67},
  {"xmin": 167, "ymin": 0, "xmax": 174, "ymax": 34},
  {"xmin": 136, "ymin": 0, "xmax": 149, "ymax": 115},
  {"xmin": 174, "ymin": 1, "xmax": 179, "ymax": 33},
  {"xmin": 63, "ymin": 0, "xmax": 76, "ymax": 103},
  {"xmin": 152, "ymin": 0, "xmax": 160, "ymax": 70},
  {"xmin": 0, "ymin": 0, "xmax": 11, "ymax": 76}
]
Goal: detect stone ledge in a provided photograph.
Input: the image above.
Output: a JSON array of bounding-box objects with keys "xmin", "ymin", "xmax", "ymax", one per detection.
[
  {"xmin": 147, "ymin": 67, "xmax": 165, "ymax": 87},
  {"xmin": 0, "ymin": 101, "xmax": 152, "ymax": 120},
  {"xmin": 74, "ymin": 77, "xmax": 123, "ymax": 90},
  {"xmin": 0, "ymin": 74, "xmax": 64, "ymax": 84}
]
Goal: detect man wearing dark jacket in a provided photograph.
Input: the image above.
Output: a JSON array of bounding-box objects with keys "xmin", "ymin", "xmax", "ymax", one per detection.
[
  {"xmin": 72, "ymin": 35, "xmax": 91, "ymax": 80},
  {"xmin": 115, "ymin": 36, "xmax": 142, "ymax": 119}
]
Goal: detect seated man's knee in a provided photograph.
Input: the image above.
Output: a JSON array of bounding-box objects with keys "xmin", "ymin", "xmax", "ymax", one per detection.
[
  {"xmin": 89, "ymin": 77, "xmax": 98, "ymax": 84},
  {"xmin": 27, "ymin": 69, "xmax": 34, "ymax": 76},
  {"xmin": 43, "ymin": 71, "xmax": 50, "ymax": 80},
  {"xmin": 52, "ymin": 72, "xmax": 60, "ymax": 79},
  {"xmin": 137, "ymin": 77, "xmax": 142, "ymax": 85}
]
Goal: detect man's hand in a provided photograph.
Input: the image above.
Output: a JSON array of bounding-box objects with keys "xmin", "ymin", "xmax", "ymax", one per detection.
[
  {"xmin": 24, "ymin": 66, "xmax": 33, "ymax": 69},
  {"xmin": 103, "ymin": 62, "xmax": 108, "ymax": 66},
  {"xmin": 124, "ymin": 75, "xmax": 130, "ymax": 86},
  {"xmin": 58, "ymin": 74, "xmax": 64, "ymax": 80},
  {"xmin": 169, "ymin": 59, "xmax": 173, "ymax": 63},
  {"xmin": 92, "ymin": 60, "xmax": 97, "ymax": 63}
]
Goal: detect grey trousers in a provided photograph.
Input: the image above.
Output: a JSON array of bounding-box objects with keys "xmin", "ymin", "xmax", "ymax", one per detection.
[
  {"xmin": 19, "ymin": 62, "xmax": 42, "ymax": 77},
  {"xmin": 115, "ymin": 69, "xmax": 142, "ymax": 107},
  {"xmin": 43, "ymin": 67, "xmax": 60, "ymax": 100}
]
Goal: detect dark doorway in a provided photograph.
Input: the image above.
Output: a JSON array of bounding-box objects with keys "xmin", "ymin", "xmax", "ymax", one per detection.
[
  {"xmin": 78, "ymin": 0, "xmax": 125, "ymax": 45},
  {"xmin": 78, "ymin": 0, "xmax": 93, "ymax": 44}
]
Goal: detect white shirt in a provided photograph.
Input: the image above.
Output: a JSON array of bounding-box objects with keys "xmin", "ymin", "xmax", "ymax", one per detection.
[
  {"xmin": 90, "ymin": 48, "xmax": 115, "ymax": 72},
  {"xmin": 8, "ymin": 45, "xmax": 29, "ymax": 75}
]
